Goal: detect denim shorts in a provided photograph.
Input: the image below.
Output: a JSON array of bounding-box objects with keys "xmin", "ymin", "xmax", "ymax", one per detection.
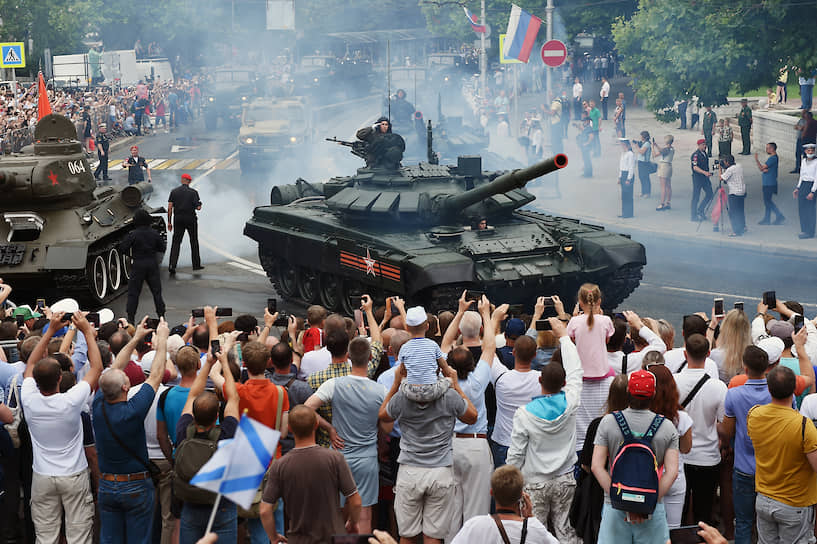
[{"xmin": 598, "ymin": 502, "xmax": 669, "ymax": 544}]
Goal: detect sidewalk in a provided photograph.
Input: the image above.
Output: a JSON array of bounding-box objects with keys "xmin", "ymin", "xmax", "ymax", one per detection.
[{"xmin": 512, "ymin": 88, "xmax": 817, "ymax": 259}]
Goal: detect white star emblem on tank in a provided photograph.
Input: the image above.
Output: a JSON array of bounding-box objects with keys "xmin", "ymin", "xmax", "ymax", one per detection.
[{"xmin": 364, "ymin": 248, "xmax": 376, "ymax": 276}]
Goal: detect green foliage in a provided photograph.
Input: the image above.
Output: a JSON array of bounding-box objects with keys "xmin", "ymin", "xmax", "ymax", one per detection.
[
  {"xmin": 420, "ymin": 0, "xmax": 545, "ymax": 48},
  {"xmin": 612, "ymin": 0, "xmax": 817, "ymax": 118},
  {"xmin": 556, "ymin": 0, "xmax": 636, "ymax": 41}
]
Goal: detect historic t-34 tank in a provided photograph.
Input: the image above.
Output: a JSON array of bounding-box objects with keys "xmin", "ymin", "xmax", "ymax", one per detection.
[
  {"xmin": 244, "ymin": 147, "xmax": 645, "ymax": 314},
  {"xmin": 0, "ymin": 114, "xmax": 165, "ymax": 304}
]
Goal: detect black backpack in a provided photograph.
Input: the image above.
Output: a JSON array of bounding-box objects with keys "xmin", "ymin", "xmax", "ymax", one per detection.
[{"xmin": 173, "ymin": 423, "xmax": 221, "ymax": 505}]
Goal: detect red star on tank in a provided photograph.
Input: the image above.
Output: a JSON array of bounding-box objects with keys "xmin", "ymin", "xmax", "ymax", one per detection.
[{"xmin": 48, "ymin": 170, "xmax": 58, "ymax": 185}]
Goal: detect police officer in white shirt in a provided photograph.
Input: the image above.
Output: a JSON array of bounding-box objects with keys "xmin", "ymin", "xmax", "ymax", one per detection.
[{"xmin": 794, "ymin": 143, "xmax": 817, "ymax": 238}]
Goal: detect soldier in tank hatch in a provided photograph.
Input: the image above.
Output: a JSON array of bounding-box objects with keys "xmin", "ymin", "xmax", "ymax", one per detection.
[{"xmin": 356, "ymin": 117, "xmax": 405, "ymax": 170}]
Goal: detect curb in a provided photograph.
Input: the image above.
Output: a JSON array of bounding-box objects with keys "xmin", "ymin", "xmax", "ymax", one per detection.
[{"xmin": 533, "ymin": 205, "xmax": 817, "ymax": 260}]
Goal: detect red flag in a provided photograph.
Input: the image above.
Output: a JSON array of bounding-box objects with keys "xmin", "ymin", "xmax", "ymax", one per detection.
[{"xmin": 37, "ymin": 72, "xmax": 52, "ymax": 120}]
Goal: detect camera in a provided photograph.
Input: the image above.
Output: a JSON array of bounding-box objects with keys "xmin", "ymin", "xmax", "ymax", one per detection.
[
  {"xmin": 535, "ymin": 319, "xmax": 551, "ymax": 331},
  {"xmin": 146, "ymin": 317, "xmax": 160, "ymax": 330},
  {"xmin": 507, "ymin": 304, "xmax": 524, "ymax": 316},
  {"xmin": 273, "ymin": 313, "xmax": 290, "ymax": 327},
  {"xmin": 87, "ymin": 312, "xmax": 100, "ymax": 328},
  {"xmin": 466, "ymin": 290, "xmax": 485, "ymax": 302}
]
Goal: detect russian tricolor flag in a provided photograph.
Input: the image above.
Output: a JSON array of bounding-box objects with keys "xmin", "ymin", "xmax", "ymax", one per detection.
[
  {"xmin": 463, "ymin": 6, "xmax": 486, "ymax": 33},
  {"xmin": 503, "ymin": 4, "xmax": 542, "ymax": 63}
]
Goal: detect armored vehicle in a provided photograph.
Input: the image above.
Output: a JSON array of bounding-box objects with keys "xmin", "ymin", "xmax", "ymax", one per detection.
[
  {"xmin": 244, "ymin": 143, "xmax": 646, "ymax": 314},
  {"xmin": 0, "ymin": 114, "xmax": 165, "ymax": 305},
  {"xmin": 203, "ymin": 68, "xmax": 259, "ymax": 130},
  {"xmin": 238, "ymin": 97, "xmax": 311, "ymax": 171}
]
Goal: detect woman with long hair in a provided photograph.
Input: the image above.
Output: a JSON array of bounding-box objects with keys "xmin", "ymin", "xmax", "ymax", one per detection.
[
  {"xmin": 648, "ymin": 363, "xmax": 693, "ymax": 528},
  {"xmin": 709, "ymin": 308, "xmax": 752, "ymax": 383},
  {"xmin": 652, "ymin": 134, "xmax": 675, "ymax": 211}
]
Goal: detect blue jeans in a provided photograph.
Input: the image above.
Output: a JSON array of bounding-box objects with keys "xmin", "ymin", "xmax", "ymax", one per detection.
[
  {"xmin": 98, "ymin": 478, "xmax": 155, "ymax": 544},
  {"xmin": 598, "ymin": 502, "xmax": 669, "ymax": 543},
  {"xmin": 179, "ymin": 500, "xmax": 237, "ymax": 544},
  {"xmin": 246, "ymin": 501, "xmax": 283, "ymax": 544},
  {"xmin": 489, "ymin": 439, "xmax": 508, "ymax": 469},
  {"xmin": 801, "ymin": 84, "xmax": 813, "ymax": 111},
  {"xmin": 733, "ymin": 470, "xmax": 756, "ymax": 544}
]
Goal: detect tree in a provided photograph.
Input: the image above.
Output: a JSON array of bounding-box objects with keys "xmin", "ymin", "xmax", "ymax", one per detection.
[
  {"xmin": 556, "ymin": 0, "xmax": 636, "ymax": 42},
  {"xmin": 420, "ymin": 0, "xmax": 545, "ymax": 47},
  {"xmin": 612, "ymin": 0, "xmax": 817, "ymax": 119}
]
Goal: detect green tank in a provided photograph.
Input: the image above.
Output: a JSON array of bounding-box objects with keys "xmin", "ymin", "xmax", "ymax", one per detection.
[
  {"xmin": 0, "ymin": 114, "xmax": 166, "ymax": 305},
  {"xmin": 244, "ymin": 146, "xmax": 645, "ymax": 314}
]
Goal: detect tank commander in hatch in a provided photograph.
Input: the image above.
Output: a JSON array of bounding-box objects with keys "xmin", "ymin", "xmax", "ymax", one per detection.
[{"xmin": 356, "ymin": 117, "xmax": 406, "ymax": 170}]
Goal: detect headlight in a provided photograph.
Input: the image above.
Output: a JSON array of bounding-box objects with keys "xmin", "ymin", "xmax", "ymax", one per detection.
[
  {"xmin": 560, "ymin": 239, "xmax": 575, "ymax": 253},
  {"xmin": 243, "ymin": 137, "xmax": 254, "ymax": 145},
  {"xmin": 313, "ymin": 77, "xmax": 319, "ymax": 83},
  {"xmin": 207, "ymin": 96, "xmax": 215, "ymax": 102},
  {"xmin": 81, "ymin": 212, "xmax": 92, "ymax": 224},
  {"xmin": 241, "ymin": 96, "xmax": 248, "ymax": 101},
  {"xmin": 289, "ymin": 136, "xmax": 298, "ymax": 143}
]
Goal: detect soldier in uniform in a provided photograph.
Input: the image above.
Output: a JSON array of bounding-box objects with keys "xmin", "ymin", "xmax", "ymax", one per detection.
[
  {"xmin": 122, "ymin": 145, "xmax": 151, "ymax": 185},
  {"xmin": 738, "ymin": 98, "xmax": 753, "ymax": 155},
  {"xmin": 702, "ymin": 106, "xmax": 717, "ymax": 158},
  {"xmin": 355, "ymin": 117, "xmax": 406, "ymax": 170},
  {"xmin": 167, "ymin": 173, "xmax": 203, "ymax": 275},
  {"xmin": 93, "ymin": 124, "xmax": 111, "ymax": 182},
  {"xmin": 121, "ymin": 209, "xmax": 165, "ymax": 324},
  {"xmin": 691, "ymin": 138, "xmax": 715, "ymax": 221}
]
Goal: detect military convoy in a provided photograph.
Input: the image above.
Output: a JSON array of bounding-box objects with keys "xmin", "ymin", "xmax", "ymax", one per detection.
[
  {"xmin": 203, "ymin": 67, "xmax": 261, "ymax": 130},
  {"xmin": 245, "ymin": 136, "xmax": 646, "ymax": 314},
  {"xmin": 0, "ymin": 114, "xmax": 165, "ymax": 305},
  {"xmin": 238, "ymin": 97, "xmax": 312, "ymax": 171}
]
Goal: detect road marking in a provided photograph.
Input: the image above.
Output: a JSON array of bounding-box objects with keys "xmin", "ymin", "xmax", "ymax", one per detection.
[
  {"xmin": 199, "ymin": 233, "xmax": 265, "ymax": 272},
  {"xmin": 154, "ymin": 159, "xmax": 180, "ymax": 170},
  {"xmin": 199, "ymin": 159, "xmax": 220, "ymax": 170},
  {"xmin": 640, "ymin": 282, "xmax": 817, "ymax": 308},
  {"xmin": 183, "ymin": 159, "xmax": 207, "ymax": 169},
  {"xmin": 227, "ymin": 261, "xmax": 267, "ymax": 276},
  {"xmin": 190, "ymin": 150, "xmax": 238, "ymax": 189},
  {"xmin": 215, "ymin": 157, "xmax": 238, "ymax": 170},
  {"xmin": 109, "ymin": 159, "xmax": 123, "ymax": 167},
  {"xmin": 168, "ymin": 159, "xmax": 196, "ymax": 169},
  {"xmin": 147, "ymin": 159, "xmax": 167, "ymax": 168}
]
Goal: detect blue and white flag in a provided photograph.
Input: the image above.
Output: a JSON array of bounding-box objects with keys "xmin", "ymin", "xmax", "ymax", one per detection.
[{"xmin": 190, "ymin": 415, "xmax": 281, "ymax": 510}]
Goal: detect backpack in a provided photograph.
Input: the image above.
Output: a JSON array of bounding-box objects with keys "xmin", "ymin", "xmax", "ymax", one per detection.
[
  {"xmin": 173, "ymin": 423, "xmax": 221, "ymax": 505},
  {"xmin": 608, "ymin": 411, "xmax": 665, "ymax": 515}
]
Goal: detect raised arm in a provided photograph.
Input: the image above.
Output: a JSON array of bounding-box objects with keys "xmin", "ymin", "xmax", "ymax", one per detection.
[
  {"xmin": 145, "ymin": 318, "xmax": 169, "ymax": 391},
  {"xmin": 392, "ymin": 297, "xmax": 407, "ymax": 330},
  {"xmin": 793, "ymin": 326, "xmax": 815, "ymax": 393},
  {"xmin": 24, "ymin": 312, "xmax": 63, "ymax": 378},
  {"xmin": 362, "ymin": 295, "xmax": 381, "ymax": 346},
  {"xmin": 220, "ymin": 348, "xmax": 240, "ymax": 421},
  {"xmin": 257, "ymin": 307, "xmax": 277, "ymax": 345},
  {"xmin": 442, "ymin": 291, "xmax": 470, "ymax": 353},
  {"xmin": 76, "ymin": 313, "xmax": 102, "ymax": 390},
  {"xmin": 182, "ymin": 352, "xmax": 214, "ymax": 417},
  {"xmin": 112, "ymin": 316, "xmax": 152, "ymax": 371}
]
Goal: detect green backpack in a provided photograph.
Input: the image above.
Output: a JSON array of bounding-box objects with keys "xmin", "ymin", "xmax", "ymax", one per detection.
[{"xmin": 173, "ymin": 424, "xmax": 221, "ymax": 505}]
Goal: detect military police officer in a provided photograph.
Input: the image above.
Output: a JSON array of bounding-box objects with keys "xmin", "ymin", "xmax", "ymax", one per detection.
[
  {"xmin": 702, "ymin": 106, "xmax": 717, "ymax": 158},
  {"xmin": 738, "ymin": 98, "xmax": 753, "ymax": 155},
  {"xmin": 93, "ymin": 124, "xmax": 111, "ymax": 182},
  {"xmin": 121, "ymin": 209, "xmax": 166, "ymax": 324},
  {"xmin": 167, "ymin": 173, "xmax": 203, "ymax": 275},
  {"xmin": 691, "ymin": 138, "xmax": 715, "ymax": 221}
]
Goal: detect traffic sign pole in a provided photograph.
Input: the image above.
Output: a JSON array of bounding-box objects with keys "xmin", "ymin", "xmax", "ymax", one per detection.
[{"xmin": 0, "ymin": 42, "xmax": 26, "ymax": 113}]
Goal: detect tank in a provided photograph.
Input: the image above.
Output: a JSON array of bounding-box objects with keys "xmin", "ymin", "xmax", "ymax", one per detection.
[
  {"xmin": 244, "ymin": 145, "xmax": 646, "ymax": 315},
  {"xmin": 0, "ymin": 114, "xmax": 166, "ymax": 305}
]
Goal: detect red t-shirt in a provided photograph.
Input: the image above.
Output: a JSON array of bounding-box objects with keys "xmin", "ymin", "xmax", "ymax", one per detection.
[
  {"xmin": 303, "ymin": 327, "xmax": 323, "ymax": 354},
  {"xmin": 227, "ymin": 379, "xmax": 290, "ymax": 457}
]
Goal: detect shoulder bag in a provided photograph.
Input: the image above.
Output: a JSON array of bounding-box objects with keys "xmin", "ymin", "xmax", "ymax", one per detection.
[{"xmin": 101, "ymin": 400, "xmax": 162, "ymax": 486}]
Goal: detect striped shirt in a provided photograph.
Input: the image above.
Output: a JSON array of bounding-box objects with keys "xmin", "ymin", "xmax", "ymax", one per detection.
[{"xmin": 398, "ymin": 338, "xmax": 444, "ymax": 385}]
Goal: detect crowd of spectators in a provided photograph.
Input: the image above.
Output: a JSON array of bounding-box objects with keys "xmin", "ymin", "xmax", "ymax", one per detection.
[{"xmin": 2, "ymin": 275, "xmax": 817, "ymax": 544}]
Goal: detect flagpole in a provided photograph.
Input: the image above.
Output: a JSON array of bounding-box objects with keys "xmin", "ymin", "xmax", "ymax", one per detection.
[
  {"xmin": 480, "ymin": 0, "xmax": 486, "ymax": 103},
  {"xmin": 205, "ymin": 493, "xmax": 222, "ymax": 534}
]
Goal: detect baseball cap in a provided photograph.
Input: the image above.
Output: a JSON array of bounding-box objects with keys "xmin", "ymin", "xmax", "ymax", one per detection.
[
  {"xmin": 757, "ymin": 337, "xmax": 784, "ymax": 364},
  {"xmin": 697, "ymin": 138, "xmax": 706, "ymax": 145},
  {"xmin": 628, "ymin": 369, "xmax": 656, "ymax": 399},
  {"xmin": 181, "ymin": 173, "xmax": 192, "ymax": 181},
  {"xmin": 12, "ymin": 305, "xmax": 41, "ymax": 321},
  {"xmin": 98, "ymin": 308, "xmax": 115, "ymax": 325},
  {"xmin": 51, "ymin": 298, "xmax": 80, "ymax": 314},
  {"xmin": 505, "ymin": 318, "xmax": 526, "ymax": 338},
  {"xmin": 405, "ymin": 306, "xmax": 427, "ymax": 327},
  {"xmin": 767, "ymin": 319, "xmax": 794, "ymax": 340},
  {"xmin": 123, "ymin": 360, "xmax": 146, "ymax": 386}
]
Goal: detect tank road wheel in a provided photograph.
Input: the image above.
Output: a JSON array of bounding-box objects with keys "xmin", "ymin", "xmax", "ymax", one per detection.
[
  {"xmin": 89, "ymin": 254, "xmax": 108, "ymax": 302},
  {"xmin": 107, "ymin": 248, "xmax": 123, "ymax": 292},
  {"xmin": 297, "ymin": 268, "xmax": 320, "ymax": 304},
  {"xmin": 122, "ymin": 253, "xmax": 133, "ymax": 282},
  {"xmin": 319, "ymin": 273, "xmax": 342, "ymax": 312},
  {"xmin": 341, "ymin": 280, "xmax": 365, "ymax": 317},
  {"xmin": 277, "ymin": 263, "xmax": 298, "ymax": 298}
]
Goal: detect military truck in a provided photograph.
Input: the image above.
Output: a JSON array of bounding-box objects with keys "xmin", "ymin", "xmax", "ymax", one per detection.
[
  {"xmin": 238, "ymin": 97, "xmax": 312, "ymax": 171},
  {"xmin": 203, "ymin": 67, "xmax": 259, "ymax": 130}
]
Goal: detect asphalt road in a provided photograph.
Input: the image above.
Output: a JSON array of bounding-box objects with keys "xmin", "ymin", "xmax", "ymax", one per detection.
[{"xmin": 98, "ymin": 108, "xmax": 817, "ymax": 333}]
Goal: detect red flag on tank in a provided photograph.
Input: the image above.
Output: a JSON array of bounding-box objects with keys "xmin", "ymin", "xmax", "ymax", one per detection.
[{"xmin": 37, "ymin": 72, "xmax": 52, "ymax": 120}]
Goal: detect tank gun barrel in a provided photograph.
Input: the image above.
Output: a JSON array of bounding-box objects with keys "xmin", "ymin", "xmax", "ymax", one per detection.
[{"xmin": 441, "ymin": 154, "xmax": 568, "ymax": 213}]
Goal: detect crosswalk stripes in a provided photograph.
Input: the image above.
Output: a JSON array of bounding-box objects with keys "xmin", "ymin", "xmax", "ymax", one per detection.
[{"xmin": 90, "ymin": 157, "xmax": 240, "ymax": 171}]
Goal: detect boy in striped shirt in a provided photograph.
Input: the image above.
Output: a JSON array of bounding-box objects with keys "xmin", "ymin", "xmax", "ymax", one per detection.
[{"xmin": 399, "ymin": 306, "xmax": 453, "ymax": 402}]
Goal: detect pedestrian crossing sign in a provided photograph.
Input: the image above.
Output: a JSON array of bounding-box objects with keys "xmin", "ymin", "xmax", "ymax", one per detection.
[{"xmin": 0, "ymin": 43, "xmax": 25, "ymax": 68}]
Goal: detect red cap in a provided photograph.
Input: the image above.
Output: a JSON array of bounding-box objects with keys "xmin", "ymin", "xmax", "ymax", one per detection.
[
  {"xmin": 696, "ymin": 139, "xmax": 706, "ymax": 145},
  {"xmin": 123, "ymin": 360, "xmax": 146, "ymax": 386},
  {"xmin": 181, "ymin": 173, "xmax": 192, "ymax": 181},
  {"xmin": 628, "ymin": 370, "xmax": 656, "ymax": 399},
  {"xmin": 130, "ymin": 145, "xmax": 139, "ymax": 151}
]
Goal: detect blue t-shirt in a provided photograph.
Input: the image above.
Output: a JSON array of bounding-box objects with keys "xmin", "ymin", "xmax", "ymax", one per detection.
[
  {"xmin": 156, "ymin": 385, "xmax": 191, "ymax": 446},
  {"xmin": 724, "ymin": 378, "xmax": 770, "ymax": 475},
  {"xmin": 637, "ymin": 141, "xmax": 651, "ymax": 162},
  {"xmin": 762, "ymin": 155, "xmax": 779, "ymax": 187},
  {"xmin": 454, "ymin": 359, "xmax": 491, "ymax": 434},
  {"xmin": 92, "ymin": 385, "xmax": 155, "ymax": 474}
]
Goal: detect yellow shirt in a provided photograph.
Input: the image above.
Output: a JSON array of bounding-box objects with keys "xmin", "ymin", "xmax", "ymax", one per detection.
[{"xmin": 748, "ymin": 403, "xmax": 817, "ymax": 507}]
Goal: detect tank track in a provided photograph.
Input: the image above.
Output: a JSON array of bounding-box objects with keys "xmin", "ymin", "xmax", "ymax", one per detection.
[{"xmin": 596, "ymin": 263, "xmax": 644, "ymax": 311}]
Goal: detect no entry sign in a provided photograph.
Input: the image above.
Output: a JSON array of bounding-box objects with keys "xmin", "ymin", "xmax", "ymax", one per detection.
[{"xmin": 540, "ymin": 40, "xmax": 567, "ymax": 68}]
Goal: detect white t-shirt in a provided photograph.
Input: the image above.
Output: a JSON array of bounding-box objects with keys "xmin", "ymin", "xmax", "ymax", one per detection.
[
  {"xmin": 21, "ymin": 377, "xmax": 91, "ymax": 476},
  {"xmin": 128, "ymin": 382, "xmax": 165, "ymax": 460},
  {"xmin": 491, "ymin": 363, "xmax": 542, "ymax": 447},
  {"xmin": 298, "ymin": 347, "xmax": 330, "ymax": 380},
  {"xmin": 675, "ymin": 368, "xmax": 727, "ymax": 466},
  {"xmin": 451, "ymin": 514, "xmax": 558, "ymax": 544},
  {"xmin": 664, "ymin": 348, "xmax": 720, "ymax": 381},
  {"xmin": 799, "ymin": 394, "xmax": 817, "ymax": 421},
  {"xmin": 671, "ymin": 410, "xmax": 694, "ymax": 495}
]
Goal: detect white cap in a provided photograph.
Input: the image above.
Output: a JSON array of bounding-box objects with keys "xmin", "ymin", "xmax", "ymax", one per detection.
[
  {"xmin": 51, "ymin": 297, "xmax": 80, "ymax": 314},
  {"xmin": 405, "ymin": 306, "xmax": 427, "ymax": 327},
  {"xmin": 758, "ymin": 337, "xmax": 784, "ymax": 364},
  {"xmin": 98, "ymin": 308, "xmax": 115, "ymax": 325},
  {"xmin": 140, "ymin": 350, "xmax": 156, "ymax": 374}
]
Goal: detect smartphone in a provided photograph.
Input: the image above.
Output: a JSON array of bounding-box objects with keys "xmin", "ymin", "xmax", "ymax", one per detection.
[
  {"xmin": 508, "ymin": 304, "xmax": 524, "ymax": 316},
  {"xmin": 535, "ymin": 319, "xmax": 551, "ymax": 331},
  {"xmin": 763, "ymin": 290, "xmax": 776, "ymax": 308},
  {"xmin": 86, "ymin": 312, "xmax": 100, "ymax": 328},
  {"xmin": 267, "ymin": 298, "xmax": 277, "ymax": 313},
  {"xmin": 794, "ymin": 314, "xmax": 805, "ymax": 333},
  {"xmin": 331, "ymin": 536, "xmax": 374, "ymax": 544},
  {"xmin": 466, "ymin": 290, "xmax": 485, "ymax": 302},
  {"xmin": 191, "ymin": 308, "xmax": 204, "ymax": 318},
  {"xmin": 543, "ymin": 296, "xmax": 555, "ymax": 307},
  {"xmin": 734, "ymin": 301, "xmax": 744, "ymax": 312},
  {"xmin": 669, "ymin": 525, "xmax": 704, "ymax": 544},
  {"xmin": 15, "ymin": 314, "xmax": 24, "ymax": 326},
  {"xmin": 36, "ymin": 298, "xmax": 45, "ymax": 311},
  {"xmin": 349, "ymin": 296, "xmax": 362, "ymax": 308},
  {"xmin": 62, "ymin": 312, "xmax": 74, "ymax": 322},
  {"xmin": 146, "ymin": 317, "xmax": 160, "ymax": 330},
  {"xmin": 215, "ymin": 307, "xmax": 232, "ymax": 317},
  {"xmin": 210, "ymin": 339, "xmax": 220, "ymax": 356},
  {"xmin": 714, "ymin": 298, "xmax": 724, "ymax": 317},
  {"xmin": 273, "ymin": 313, "xmax": 289, "ymax": 327}
]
